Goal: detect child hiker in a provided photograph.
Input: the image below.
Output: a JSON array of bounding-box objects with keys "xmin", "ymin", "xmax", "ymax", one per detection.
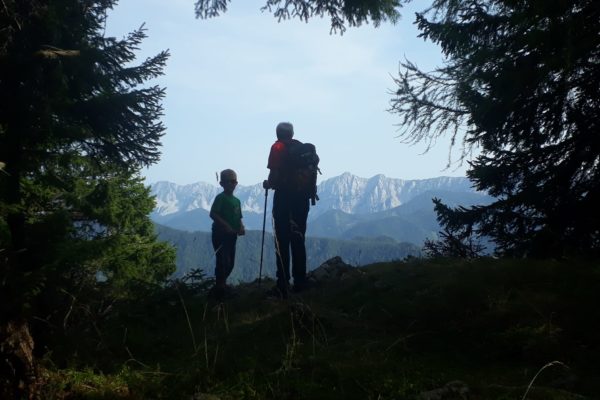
[{"xmin": 209, "ymin": 169, "xmax": 245, "ymax": 300}]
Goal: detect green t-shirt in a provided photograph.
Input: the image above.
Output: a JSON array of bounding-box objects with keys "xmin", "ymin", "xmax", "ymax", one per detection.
[{"xmin": 210, "ymin": 192, "xmax": 243, "ymax": 232}]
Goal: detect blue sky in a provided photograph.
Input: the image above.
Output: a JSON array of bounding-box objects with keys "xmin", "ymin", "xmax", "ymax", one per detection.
[{"xmin": 106, "ymin": 0, "xmax": 471, "ymax": 186}]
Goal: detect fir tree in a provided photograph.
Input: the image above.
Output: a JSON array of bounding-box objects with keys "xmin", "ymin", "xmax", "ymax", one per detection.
[
  {"xmin": 194, "ymin": 0, "xmax": 404, "ymax": 34},
  {"xmin": 390, "ymin": 0, "xmax": 600, "ymax": 257},
  {"xmin": 0, "ymin": 0, "xmax": 174, "ymax": 396}
]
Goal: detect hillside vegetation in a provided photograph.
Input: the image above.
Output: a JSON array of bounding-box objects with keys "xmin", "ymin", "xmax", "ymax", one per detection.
[
  {"xmin": 44, "ymin": 257, "xmax": 600, "ymax": 399},
  {"xmin": 155, "ymin": 224, "xmax": 422, "ymax": 281}
]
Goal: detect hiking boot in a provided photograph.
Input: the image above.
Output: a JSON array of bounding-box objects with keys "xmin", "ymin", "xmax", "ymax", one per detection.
[
  {"xmin": 265, "ymin": 285, "xmax": 288, "ymax": 300},
  {"xmin": 208, "ymin": 284, "xmax": 237, "ymax": 301},
  {"xmin": 207, "ymin": 285, "xmax": 224, "ymax": 300},
  {"xmin": 292, "ymin": 279, "xmax": 313, "ymax": 293},
  {"xmin": 221, "ymin": 285, "xmax": 238, "ymax": 299}
]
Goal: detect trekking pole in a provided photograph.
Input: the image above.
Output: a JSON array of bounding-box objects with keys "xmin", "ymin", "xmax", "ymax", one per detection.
[{"xmin": 258, "ymin": 187, "xmax": 268, "ymax": 286}]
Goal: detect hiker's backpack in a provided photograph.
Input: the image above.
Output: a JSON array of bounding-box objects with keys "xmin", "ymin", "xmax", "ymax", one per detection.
[{"xmin": 285, "ymin": 141, "xmax": 321, "ymax": 205}]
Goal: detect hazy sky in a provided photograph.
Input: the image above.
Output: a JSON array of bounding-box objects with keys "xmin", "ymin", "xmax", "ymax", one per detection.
[{"xmin": 106, "ymin": 0, "xmax": 471, "ymax": 186}]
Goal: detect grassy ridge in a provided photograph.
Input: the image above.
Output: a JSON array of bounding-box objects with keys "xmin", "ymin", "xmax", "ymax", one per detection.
[{"xmin": 44, "ymin": 258, "xmax": 600, "ymax": 399}]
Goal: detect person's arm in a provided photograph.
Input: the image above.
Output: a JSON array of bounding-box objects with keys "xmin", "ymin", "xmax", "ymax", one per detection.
[
  {"xmin": 264, "ymin": 169, "xmax": 281, "ymax": 189},
  {"xmin": 210, "ymin": 211, "xmax": 235, "ymax": 234},
  {"xmin": 265, "ymin": 141, "xmax": 285, "ymax": 189},
  {"xmin": 237, "ymin": 201, "xmax": 245, "ymax": 235},
  {"xmin": 210, "ymin": 197, "xmax": 235, "ymax": 234}
]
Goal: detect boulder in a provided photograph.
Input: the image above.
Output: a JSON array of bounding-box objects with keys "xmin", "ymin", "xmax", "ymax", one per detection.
[{"xmin": 308, "ymin": 256, "xmax": 362, "ymax": 282}]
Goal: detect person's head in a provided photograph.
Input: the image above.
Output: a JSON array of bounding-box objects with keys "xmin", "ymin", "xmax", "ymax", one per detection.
[
  {"xmin": 219, "ymin": 169, "xmax": 238, "ymax": 194},
  {"xmin": 276, "ymin": 122, "xmax": 294, "ymax": 140}
]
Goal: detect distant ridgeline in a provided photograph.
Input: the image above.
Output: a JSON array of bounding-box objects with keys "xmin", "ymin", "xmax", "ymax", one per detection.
[
  {"xmin": 150, "ymin": 173, "xmax": 494, "ymax": 246},
  {"xmin": 155, "ymin": 224, "xmax": 421, "ymax": 283}
]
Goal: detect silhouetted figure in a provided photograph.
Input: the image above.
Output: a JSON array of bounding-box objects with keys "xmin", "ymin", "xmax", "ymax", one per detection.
[
  {"xmin": 209, "ymin": 169, "xmax": 245, "ymax": 300},
  {"xmin": 263, "ymin": 122, "xmax": 313, "ymax": 298}
]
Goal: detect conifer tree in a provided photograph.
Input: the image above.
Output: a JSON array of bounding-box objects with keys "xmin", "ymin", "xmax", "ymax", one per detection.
[
  {"xmin": 0, "ymin": 0, "xmax": 175, "ymax": 396},
  {"xmin": 195, "ymin": 0, "xmax": 404, "ymax": 34},
  {"xmin": 390, "ymin": 0, "xmax": 600, "ymax": 256}
]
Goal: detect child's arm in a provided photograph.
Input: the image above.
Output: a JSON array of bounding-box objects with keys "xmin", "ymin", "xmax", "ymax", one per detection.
[
  {"xmin": 235, "ymin": 201, "xmax": 245, "ymax": 236},
  {"xmin": 210, "ymin": 211, "xmax": 235, "ymax": 234}
]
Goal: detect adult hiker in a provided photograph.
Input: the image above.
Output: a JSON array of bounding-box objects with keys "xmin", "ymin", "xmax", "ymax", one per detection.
[{"xmin": 263, "ymin": 122, "xmax": 319, "ymax": 298}]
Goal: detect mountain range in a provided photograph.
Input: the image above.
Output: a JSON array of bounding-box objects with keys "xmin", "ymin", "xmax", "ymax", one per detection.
[{"xmin": 150, "ymin": 173, "xmax": 493, "ymax": 245}]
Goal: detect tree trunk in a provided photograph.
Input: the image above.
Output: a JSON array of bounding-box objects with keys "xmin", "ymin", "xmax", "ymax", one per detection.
[{"xmin": 0, "ymin": 320, "xmax": 41, "ymax": 400}]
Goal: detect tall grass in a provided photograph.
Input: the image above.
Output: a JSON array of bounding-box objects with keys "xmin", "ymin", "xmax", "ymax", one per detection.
[{"xmin": 44, "ymin": 257, "xmax": 600, "ymax": 399}]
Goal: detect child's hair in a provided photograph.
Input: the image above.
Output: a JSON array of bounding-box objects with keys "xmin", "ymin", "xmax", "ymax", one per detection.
[{"xmin": 220, "ymin": 169, "xmax": 237, "ymax": 182}]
